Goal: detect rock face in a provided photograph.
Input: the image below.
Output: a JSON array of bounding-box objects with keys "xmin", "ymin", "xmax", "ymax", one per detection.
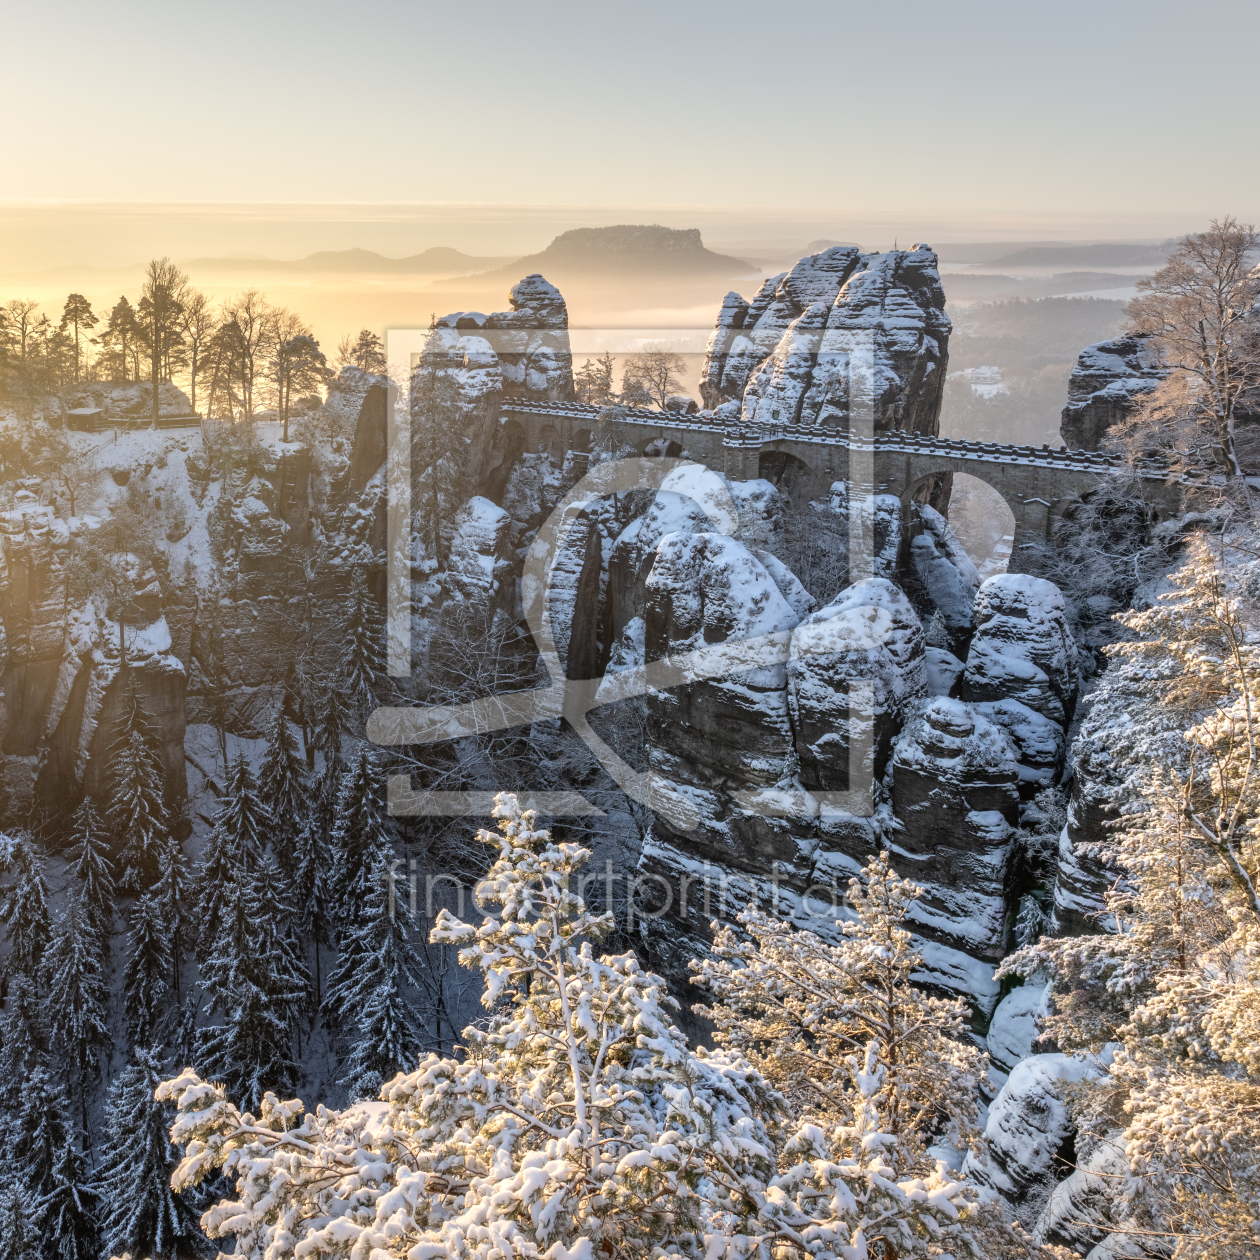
[
  {"xmin": 890, "ymin": 698, "xmax": 1020, "ymax": 965},
  {"xmin": 963, "ymin": 575, "xmax": 1079, "ymax": 727},
  {"xmin": 1060, "ymin": 334, "xmax": 1166, "ymax": 450},
  {"xmin": 644, "ymin": 531, "xmax": 799, "ymax": 845},
  {"xmin": 787, "ymin": 578, "xmax": 926, "ymax": 795},
  {"xmin": 61, "ymin": 379, "xmax": 194, "ymax": 419},
  {"xmin": 700, "ymin": 245, "xmax": 951, "ymax": 434},
  {"xmin": 443, "ymin": 496, "xmax": 513, "ymax": 620},
  {"xmin": 987, "ymin": 981, "xmax": 1051, "ymax": 1074},
  {"xmin": 0, "ymin": 506, "xmax": 186, "ymax": 815},
  {"xmin": 963, "ymin": 1052, "xmax": 1105, "ymax": 1203},
  {"xmin": 905, "ymin": 503, "xmax": 979, "ymax": 656}
]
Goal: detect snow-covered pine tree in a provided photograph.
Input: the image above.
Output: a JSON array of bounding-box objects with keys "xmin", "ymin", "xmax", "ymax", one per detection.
[
  {"xmin": 310, "ymin": 679, "xmax": 350, "ymax": 779},
  {"xmin": 107, "ymin": 689, "xmax": 170, "ymax": 894},
  {"xmin": 95, "ymin": 1049, "xmax": 203, "ymax": 1260},
  {"xmin": 194, "ymin": 752, "xmax": 270, "ymax": 960},
  {"xmin": 340, "ymin": 567, "xmax": 384, "ymax": 715},
  {"xmin": 327, "ymin": 748, "xmax": 385, "ymax": 925},
  {"xmin": 43, "ymin": 893, "xmax": 112, "ymax": 1136},
  {"xmin": 0, "ymin": 834, "xmax": 51, "ymax": 983},
  {"xmin": 64, "ymin": 798, "xmax": 116, "ymax": 946},
  {"xmin": 152, "ymin": 830, "xmax": 193, "ymax": 996},
  {"xmin": 158, "ymin": 793, "xmax": 780, "ymax": 1258},
  {"xmin": 123, "ymin": 892, "xmax": 172, "ymax": 1049},
  {"xmin": 0, "ymin": 1183, "xmax": 37, "ymax": 1260},
  {"xmin": 290, "ymin": 818, "xmax": 331, "ymax": 1003},
  {"xmin": 322, "ymin": 850, "xmax": 423, "ymax": 1097},
  {"xmin": 6, "ymin": 1066, "xmax": 72, "ymax": 1239},
  {"xmin": 195, "ymin": 867, "xmax": 304, "ymax": 1112},
  {"xmin": 257, "ymin": 704, "xmax": 307, "ymax": 869},
  {"xmin": 0, "ymin": 976, "xmax": 50, "ymax": 1112},
  {"xmin": 34, "ymin": 1140, "xmax": 102, "ymax": 1260},
  {"xmin": 693, "ymin": 851, "xmax": 995, "ymax": 1256},
  {"xmin": 252, "ymin": 857, "xmax": 310, "ymax": 1054}
]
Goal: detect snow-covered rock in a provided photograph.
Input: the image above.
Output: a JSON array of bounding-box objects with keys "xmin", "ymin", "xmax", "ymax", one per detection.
[
  {"xmin": 987, "ymin": 980, "xmax": 1050, "ymax": 1073},
  {"xmin": 1034, "ymin": 1135, "xmax": 1130, "ymax": 1254},
  {"xmin": 645, "ymin": 532, "xmax": 799, "ymax": 806},
  {"xmin": 787, "ymin": 578, "xmax": 926, "ymax": 793},
  {"xmin": 61, "ymin": 378, "xmax": 193, "ymax": 419},
  {"xmin": 908, "ymin": 503, "xmax": 979, "ymax": 655},
  {"xmin": 890, "ymin": 697, "xmax": 1021, "ymax": 965},
  {"xmin": 443, "ymin": 496, "xmax": 513, "ymax": 619},
  {"xmin": 962, "ymin": 574, "xmax": 1078, "ymax": 727},
  {"xmin": 701, "ymin": 245, "xmax": 951, "ymax": 435},
  {"xmin": 1061, "ymin": 333, "xmax": 1166, "ymax": 450},
  {"xmin": 972, "ymin": 697, "xmax": 1065, "ymax": 795},
  {"xmin": 963, "ymin": 1052, "xmax": 1106, "ymax": 1203},
  {"xmin": 925, "ymin": 646, "xmax": 965, "ymax": 697}
]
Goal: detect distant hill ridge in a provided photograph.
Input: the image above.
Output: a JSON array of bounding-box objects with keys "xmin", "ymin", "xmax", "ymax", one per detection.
[{"xmin": 184, "ymin": 246, "xmax": 515, "ymax": 275}]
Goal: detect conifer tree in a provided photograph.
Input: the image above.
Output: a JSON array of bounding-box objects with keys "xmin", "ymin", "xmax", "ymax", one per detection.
[
  {"xmin": 341, "ymin": 567, "xmax": 384, "ymax": 715},
  {"xmin": 310, "ymin": 678, "xmax": 350, "ymax": 781},
  {"xmin": 0, "ymin": 976, "xmax": 50, "ymax": 1112},
  {"xmin": 0, "ymin": 1183, "xmax": 36, "ymax": 1260},
  {"xmin": 257, "ymin": 704, "xmax": 307, "ymax": 867},
  {"xmin": 107, "ymin": 691, "xmax": 169, "ymax": 893},
  {"xmin": 95, "ymin": 1049, "xmax": 202, "ymax": 1260},
  {"xmin": 328, "ymin": 749, "xmax": 386, "ymax": 925},
  {"xmin": 63, "ymin": 798, "xmax": 116, "ymax": 946},
  {"xmin": 196, "ymin": 868, "xmax": 304, "ymax": 1111},
  {"xmin": 44, "ymin": 895, "xmax": 112, "ymax": 1135},
  {"xmin": 194, "ymin": 752, "xmax": 270, "ymax": 957},
  {"xmin": 323, "ymin": 851, "xmax": 423, "ymax": 1098},
  {"xmin": 0, "ymin": 834, "xmax": 51, "ymax": 982},
  {"xmin": 35, "ymin": 1140, "xmax": 102, "ymax": 1260},
  {"xmin": 7, "ymin": 1066, "xmax": 72, "ymax": 1234},
  {"xmin": 291, "ymin": 817, "xmax": 332, "ymax": 1002},
  {"xmin": 152, "ymin": 829, "xmax": 193, "ymax": 995},
  {"xmin": 123, "ymin": 892, "xmax": 172, "ymax": 1048}
]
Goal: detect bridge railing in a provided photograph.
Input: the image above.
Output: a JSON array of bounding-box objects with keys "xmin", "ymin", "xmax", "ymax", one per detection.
[{"xmin": 499, "ymin": 400, "xmax": 1196, "ymax": 482}]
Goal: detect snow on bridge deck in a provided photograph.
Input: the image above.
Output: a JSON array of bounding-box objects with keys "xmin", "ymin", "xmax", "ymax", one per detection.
[{"xmin": 499, "ymin": 398, "xmax": 1195, "ymax": 573}]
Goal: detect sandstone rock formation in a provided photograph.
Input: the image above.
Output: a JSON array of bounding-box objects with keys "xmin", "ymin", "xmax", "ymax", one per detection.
[
  {"xmin": 700, "ymin": 245, "xmax": 951, "ymax": 434},
  {"xmin": 787, "ymin": 577, "xmax": 926, "ymax": 795},
  {"xmin": 890, "ymin": 697, "xmax": 1020, "ymax": 966},
  {"xmin": 1060, "ymin": 333, "xmax": 1166, "ymax": 450},
  {"xmin": 963, "ymin": 1052, "xmax": 1106, "ymax": 1203},
  {"xmin": 0, "ymin": 505, "xmax": 186, "ymax": 815},
  {"xmin": 962, "ymin": 574, "xmax": 1079, "ymax": 727}
]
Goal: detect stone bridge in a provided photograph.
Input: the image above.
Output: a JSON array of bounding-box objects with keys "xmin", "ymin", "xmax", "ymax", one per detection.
[{"xmin": 500, "ymin": 399, "xmax": 1194, "ymax": 569}]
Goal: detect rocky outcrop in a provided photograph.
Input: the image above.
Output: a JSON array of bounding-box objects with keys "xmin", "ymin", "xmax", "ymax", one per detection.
[
  {"xmin": 905, "ymin": 503, "xmax": 979, "ymax": 657},
  {"xmin": 0, "ymin": 505, "xmax": 186, "ymax": 815},
  {"xmin": 1060, "ymin": 334, "xmax": 1166, "ymax": 450},
  {"xmin": 890, "ymin": 698, "xmax": 1020, "ymax": 967},
  {"xmin": 987, "ymin": 980, "xmax": 1051, "ymax": 1074},
  {"xmin": 787, "ymin": 578, "xmax": 926, "ymax": 795},
  {"xmin": 700, "ymin": 245, "xmax": 951, "ymax": 434},
  {"xmin": 645, "ymin": 531, "xmax": 799, "ymax": 844},
  {"xmin": 963, "ymin": 1052, "xmax": 1106, "ymax": 1204},
  {"xmin": 443, "ymin": 496, "xmax": 513, "ymax": 621},
  {"xmin": 62, "ymin": 379, "xmax": 194, "ymax": 420},
  {"xmin": 962, "ymin": 575, "xmax": 1079, "ymax": 727}
]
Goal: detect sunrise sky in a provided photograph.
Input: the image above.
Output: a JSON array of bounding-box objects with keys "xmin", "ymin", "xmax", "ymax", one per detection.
[{"xmin": 2, "ymin": 0, "xmax": 1257, "ymax": 260}]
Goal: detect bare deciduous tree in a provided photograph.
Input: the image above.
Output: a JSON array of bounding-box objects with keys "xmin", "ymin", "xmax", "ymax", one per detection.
[
  {"xmin": 621, "ymin": 345, "xmax": 688, "ymax": 410},
  {"xmin": 219, "ymin": 289, "xmax": 275, "ymax": 418},
  {"xmin": 1127, "ymin": 217, "xmax": 1260, "ymax": 482},
  {"xmin": 179, "ymin": 289, "xmax": 217, "ymax": 416}
]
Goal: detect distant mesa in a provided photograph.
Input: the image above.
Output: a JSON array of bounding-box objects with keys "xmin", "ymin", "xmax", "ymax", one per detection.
[
  {"xmin": 438, "ymin": 225, "xmax": 751, "ymax": 287},
  {"xmin": 183, "ymin": 246, "xmax": 516, "ymax": 275}
]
